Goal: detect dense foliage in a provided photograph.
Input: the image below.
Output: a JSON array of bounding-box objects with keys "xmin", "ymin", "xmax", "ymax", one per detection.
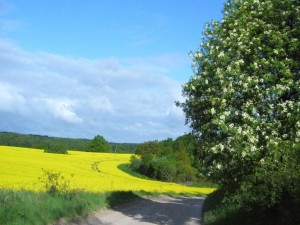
[
  {"xmin": 0, "ymin": 132, "xmax": 137, "ymax": 153},
  {"xmin": 86, "ymin": 135, "xmax": 111, "ymax": 152},
  {"xmin": 44, "ymin": 144, "xmax": 68, "ymax": 154},
  {"xmin": 130, "ymin": 135, "xmax": 203, "ymax": 183},
  {"xmin": 178, "ymin": 0, "xmax": 299, "ymax": 224},
  {"xmin": 110, "ymin": 142, "xmax": 138, "ymax": 153}
]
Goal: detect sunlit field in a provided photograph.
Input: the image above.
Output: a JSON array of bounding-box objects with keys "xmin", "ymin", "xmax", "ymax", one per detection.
[{"xmin": 0, "ymin": 146, "xmax": 214, "ymax": 195}]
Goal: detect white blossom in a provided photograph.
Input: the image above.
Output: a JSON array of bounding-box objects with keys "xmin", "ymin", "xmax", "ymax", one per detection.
[
  {"xmin": 218, "ymin": 52, "xmax": 225, "ymax": 58},
  {"xmin": 211, "ymin": 108, "xmax": 216, "ymax": 115},
  {"xmin": 224, "ymin": 111, "xmax": 230, "ymax": 116},
  {"xmin": 219, "ymin": 144, "xmax": 224, "ymax": 151},
  {"xmin": 237, "ymin": 127, "xmax": 242, "ymax": 134},
  {"xmin": 194, "ymin": 52, "xmax": 202, "ymax": 58}
]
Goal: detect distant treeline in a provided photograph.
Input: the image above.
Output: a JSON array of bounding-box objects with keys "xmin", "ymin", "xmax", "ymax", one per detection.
[{"xmin": 0, "ymin": 132, "xmax": 137, "ymax": 154}]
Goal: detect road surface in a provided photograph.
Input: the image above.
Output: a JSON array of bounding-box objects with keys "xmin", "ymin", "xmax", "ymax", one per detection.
[{"xmin": 56, "ymin": 195, "xmax": 205, "ymax": 225}]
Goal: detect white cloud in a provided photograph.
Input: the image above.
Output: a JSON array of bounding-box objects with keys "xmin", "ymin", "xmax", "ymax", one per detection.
[
  {"xmin": 0, "ymin": 39, "xmax": 189, "ymax": 142},
  {"xmin": 45, "ymin": 99, "xmax": 83, "ymax": 124},
  {"xmin": 90, "ymin": 96, "xmax": 114, "ymax": 113},
  {"xmin": 0, "ymin": 82, "xmax": 27, "ymax": 113}
]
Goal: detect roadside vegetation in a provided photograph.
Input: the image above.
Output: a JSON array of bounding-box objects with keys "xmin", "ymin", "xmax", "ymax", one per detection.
[
  {"xmin": 129, "ymin": 135, "xmax": 218, "ymax": 188},
  {"xmin": 0, "ymin": 170, "xmax": 141, "ymax": 225},
  {"xmin": 130, "ymin": 135, "xmax": 196, "ymax": 183},
  {"xmin": 178, "ymin": 0, "xmax": 300, "ymax": 224}
]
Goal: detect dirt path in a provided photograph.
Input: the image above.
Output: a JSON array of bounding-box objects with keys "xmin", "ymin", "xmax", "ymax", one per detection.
[{"xmin": 57, "ymin": 195, "xmax": 205, "ymax": 225}]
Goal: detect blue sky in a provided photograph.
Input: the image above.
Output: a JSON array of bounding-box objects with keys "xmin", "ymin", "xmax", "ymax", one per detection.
[{"xmin": 0, "ymin": 0, "xmax": 226, "ymax": 143}]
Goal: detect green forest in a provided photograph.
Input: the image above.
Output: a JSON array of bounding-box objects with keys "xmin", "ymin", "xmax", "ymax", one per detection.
[
  {"xmin": 129, "ymin": 135, "xmax": 215, "ymax": 185},
  {"xmin": 0, "ymin": 132, "xmax": 137, "ymax": 154}
]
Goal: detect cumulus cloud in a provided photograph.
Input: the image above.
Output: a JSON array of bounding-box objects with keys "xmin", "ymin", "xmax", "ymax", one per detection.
[
  {"xmin": 44, "ymin": 99, "xmax": 83, "ymax": 124},
  {"xmin": 0, "ymin": 39, "xmax": 189, "ymax": 142},
  {"xmin": 0, "ymin": 82, "xmax": 27, "ymax": 113}
]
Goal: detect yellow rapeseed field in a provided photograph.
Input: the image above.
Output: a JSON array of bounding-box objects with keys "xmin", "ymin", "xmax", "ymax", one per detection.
[{"xmin": 0, "ymin": 146, "xmax": 215, "ymax": 195}]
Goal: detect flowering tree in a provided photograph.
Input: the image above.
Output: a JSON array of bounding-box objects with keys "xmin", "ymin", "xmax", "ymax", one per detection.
[{"xmin": 178, "ymin": 0, "xmax": 299, "ymax": 185}]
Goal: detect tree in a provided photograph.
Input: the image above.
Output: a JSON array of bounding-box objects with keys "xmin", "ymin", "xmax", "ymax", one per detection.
[
  {"xmin": 158, "ymin": 138, "xmax": 173, "ymax": 156},
  {"xmin": 86, "ymin": 135, "xmax": 111, "ymax": 152},
  {"xmin": 130, "ymin": 136, "xmax": 198, "ymax": 182},
  {"xmin": 178, "ymin": 0, "xmax": 299, "ymax": 186},
  {"xmin": 135, "ymin": 141, "xmax": 159, "ymax": 155}
]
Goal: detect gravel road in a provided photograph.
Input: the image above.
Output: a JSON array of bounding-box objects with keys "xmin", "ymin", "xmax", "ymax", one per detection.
[{"xmin": 57, "ymin": 195, "xmax": 205, "ymax": 225}]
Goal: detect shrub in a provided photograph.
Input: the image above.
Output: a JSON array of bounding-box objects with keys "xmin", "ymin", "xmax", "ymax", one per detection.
[
  {"xmin": 129, "ymin": 155, "xmax": 142, "ymax": 171},
  {"xmin": 176, "ymin": 163, "xmax": 196, "ymax": 182},
  {"xmin": 154, "ymin": 158, "xmax": 177, "ymax": 181},
  {"xmin": 44, "ymin": 144, "xmax": 68, "ymax": 154},
  {"xmin": 38, "ymin": 169, "xmax": 72, "ymax": 195},
  {"xmin": 230, "ymin": 143, "xmax": 300, "ymax": 224}
]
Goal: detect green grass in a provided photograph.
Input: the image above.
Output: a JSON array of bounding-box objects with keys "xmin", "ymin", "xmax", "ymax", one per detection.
[
  {"xmin": 0, "ymin": 189, "xmax": 142, "ymax": 225},
  {"xmin": 182, "ymin": 179, "xmax": 218, "ymax": 190},
  {"xmin": 202, "ymin": 189, "xmax": 250, "ymax": 225}
]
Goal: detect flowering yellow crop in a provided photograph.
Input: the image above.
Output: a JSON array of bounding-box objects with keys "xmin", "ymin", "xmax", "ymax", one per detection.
[{"xmin": 0, "ymin": 146, "xmax": 215, "ymax": 195}]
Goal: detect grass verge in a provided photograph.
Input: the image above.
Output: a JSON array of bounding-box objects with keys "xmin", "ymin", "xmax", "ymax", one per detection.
[{"xmin": 0, "ymin": 189, "xmax": 142, "ymax": 225}]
